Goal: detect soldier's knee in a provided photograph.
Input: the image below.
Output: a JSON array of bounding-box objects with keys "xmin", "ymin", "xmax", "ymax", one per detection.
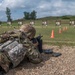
[{"xmin": 28, "ymin": 53, "xmax": 43, "ymax": 64}]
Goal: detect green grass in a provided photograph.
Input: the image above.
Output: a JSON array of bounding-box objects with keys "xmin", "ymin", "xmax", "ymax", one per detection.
[
  {"xmin": 35, "ymin": 25, "xmax": 75, "ymax": 44},
  {"xmin": 0, "ymin": 20, "xmax": 75, "ymax": 46}
]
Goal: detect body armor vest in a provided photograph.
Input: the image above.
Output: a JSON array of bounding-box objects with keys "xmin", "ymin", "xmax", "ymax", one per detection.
[{"xmin": 0, "ymin": 40, "xmax": 27, "ymax": 67}]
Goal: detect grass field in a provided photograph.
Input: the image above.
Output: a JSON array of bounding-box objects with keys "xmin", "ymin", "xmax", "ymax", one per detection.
[{"xmin": 0, "ymin": 19, "xmax": 75, "ymax": 46}]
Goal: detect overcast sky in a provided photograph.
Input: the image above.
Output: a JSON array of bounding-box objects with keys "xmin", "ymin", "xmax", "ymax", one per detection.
[{"xmin": 0, "ymin": 0, "xmax": 75, "ymax": 21}]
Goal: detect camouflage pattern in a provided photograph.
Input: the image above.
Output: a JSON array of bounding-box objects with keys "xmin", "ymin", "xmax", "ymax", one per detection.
[
  {"xmin": 0, "ymin": 52, "xmax": 10, "ymax": 72},
  {"xmin": 0, "ymin": 24, "xmax": 42, "ymax": 72},
  {"xmin": 7, "ymin": 43, "xmax": 27, "ymax": 67},
  {"xmin": 26, "ymin": 47, "xmax": 42, "ymax": 64},
  {"xmin": 0, "ymin": 40, "xmax": 27, "ymax": 68}
]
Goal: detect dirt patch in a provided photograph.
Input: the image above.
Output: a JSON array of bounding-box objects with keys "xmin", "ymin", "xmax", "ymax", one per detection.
[{"xmin": 5, "ymin": 45, "xmax": 75, "ymax": 75}]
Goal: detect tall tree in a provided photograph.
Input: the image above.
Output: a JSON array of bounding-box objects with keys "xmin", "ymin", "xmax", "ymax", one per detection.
[
  {"xmin": 0, "ymin": 21, "xmax": 2, "ymax": 25},
  {"xmin": 6, "ymin": 7, "xmax": 12, "ymax": 22},
  {"xmin": 30, "ymin": 10, "xmax": 36, "ymax": 20},
  {"xmin": 24, "ymin": 12, "xmax": 30, "ymax": 20}
]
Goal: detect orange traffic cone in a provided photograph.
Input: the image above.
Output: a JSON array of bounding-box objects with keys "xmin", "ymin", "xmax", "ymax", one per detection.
[
  {"xmin": 51, "ymin": 30, "xmax": 54, "ymax": 38},
  {"xmin": 59, "ymin": 28, "xmax": 62, "ymax": 33},
  {"xmin": 66, "ymin": 26, "xmax": 67, "ymax": 30}
]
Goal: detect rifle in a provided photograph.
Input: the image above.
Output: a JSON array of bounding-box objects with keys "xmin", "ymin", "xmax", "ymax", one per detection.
[
  {"xmin": 36, "ymin": 35, "xmax": 43, "ymax": 40},
  {"xmin": 36, "ymin": 34, "xmax": 43, "ymax": 53}
]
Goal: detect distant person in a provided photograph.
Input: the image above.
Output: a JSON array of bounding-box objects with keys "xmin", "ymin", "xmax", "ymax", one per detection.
[
  {"xmin": 7, "ymin": 21, "xmax": 12, "ymax": 26},
  {"xmin": 69, "ymin": 20, "xmax": 72, "ymax": 26},
  {"xmin": 30, "ymin": 21, "xmax": 35, "ymax": 26},
  {"xmin": 74, "ymin": 24, "xmax": 75, "ymax": 28},
  {"xmin": 18, "ymin": 21, "xmax": 23, "ymax": 26},
  {"xmin": 44, "ymin": 20, "xmax": 48, "ymax": 26},
  {"xmin": 42, "ymin": 20, "xmax": 48, "ymax": 27},
  {"xmin": 71, "ymin": 20, "xmax": 75, "ymax": 25},
  {"xmin": 55, "ymin": 20, "xmax": 61, "ymax": 26}
]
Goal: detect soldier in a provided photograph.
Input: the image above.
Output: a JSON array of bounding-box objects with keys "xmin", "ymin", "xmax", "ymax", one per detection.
[
  {"xmin": 0, "ymin": 24, "xmax": 42, "ymax": 73},
  {"xmin": 30, "ymin": 21, "xmax": 35, "ymax": 26},
  {"xmin": 44, "ymin": 20, "xmax": 48, "ymax": 26}
]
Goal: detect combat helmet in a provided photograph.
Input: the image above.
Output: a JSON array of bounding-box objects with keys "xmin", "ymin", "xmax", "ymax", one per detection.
[{"xmin": 19, "ymin": 24, "xmax": 36, "ymax": 39}]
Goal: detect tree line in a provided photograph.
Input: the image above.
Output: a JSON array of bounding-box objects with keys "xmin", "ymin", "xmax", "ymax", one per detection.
[{"xmin": 6, "ymin": 7, "xmax": 37, "ymax": 22}]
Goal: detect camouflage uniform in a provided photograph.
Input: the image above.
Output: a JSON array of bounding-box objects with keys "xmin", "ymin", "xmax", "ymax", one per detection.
[{"xmin": 0, "ymin": 24, "xmax": 42, "ymax": 72}]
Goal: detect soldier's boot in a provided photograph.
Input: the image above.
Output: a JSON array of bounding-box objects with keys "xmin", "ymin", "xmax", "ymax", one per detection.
[{"xmin": 0, "ymin": 53, "xmax": 10, "ymax": 72}]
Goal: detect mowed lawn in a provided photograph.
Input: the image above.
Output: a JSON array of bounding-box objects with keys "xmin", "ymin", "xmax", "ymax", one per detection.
[{"xmin": 0, "ymin": 20, "xmax": 75, "ymax": 46}]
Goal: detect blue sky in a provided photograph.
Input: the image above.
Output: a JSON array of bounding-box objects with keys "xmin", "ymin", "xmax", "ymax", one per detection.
[{"xmin": 0, "ymin": 0, "xmax": 75, "ymax": 21}]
